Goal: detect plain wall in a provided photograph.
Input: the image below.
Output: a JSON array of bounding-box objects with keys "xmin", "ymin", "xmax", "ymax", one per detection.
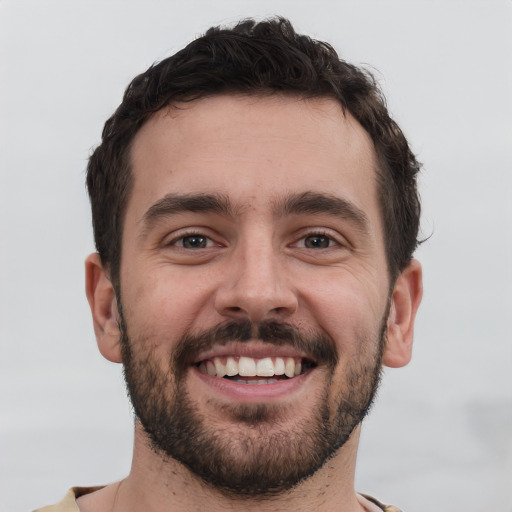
[{"xmin": 0, "ymin": 1, "xmax": 511, "ymax": 510}]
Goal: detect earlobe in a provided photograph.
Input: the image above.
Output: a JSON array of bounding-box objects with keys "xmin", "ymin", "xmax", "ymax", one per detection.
[
  {"xmin": 382, "ymin": 259, "xmax": 423, "ymax": 368},
  {"xmin": 85, "ymin": 253, "xmax": 122, "ymax": 363}
]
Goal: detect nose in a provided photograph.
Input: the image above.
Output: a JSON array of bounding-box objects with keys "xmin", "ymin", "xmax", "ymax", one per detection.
[{"xmin": 214, "ymin": 239, "xmax": 298, "ymax": 323}]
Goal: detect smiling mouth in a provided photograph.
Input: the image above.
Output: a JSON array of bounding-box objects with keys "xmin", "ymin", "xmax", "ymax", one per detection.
[{"xmin": 196, "ymin": 356, "xmax": 316, "ymax": 384}]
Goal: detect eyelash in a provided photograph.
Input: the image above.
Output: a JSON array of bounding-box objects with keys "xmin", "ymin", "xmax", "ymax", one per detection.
[
  {"xmin": 168, "ymin": 230, "xmax": 218, "ymax": 249},
  {"xmin": 294, "ymin": 230, "xmax": 341, "ymax": 249},
  {"xmin": 167, "ymin": 228, "xmax": 342, "ymax": 250}
]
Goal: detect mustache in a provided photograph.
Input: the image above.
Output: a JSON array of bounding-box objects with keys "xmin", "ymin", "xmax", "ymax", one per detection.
[{"xmin": 171, "ymin": 320, "xmax": 339, "ymax": 374}]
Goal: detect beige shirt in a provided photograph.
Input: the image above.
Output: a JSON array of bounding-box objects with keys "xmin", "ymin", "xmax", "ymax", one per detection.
[{"xmin": 34, "ymin": 487, "xmax": 403, "ymax": 512}]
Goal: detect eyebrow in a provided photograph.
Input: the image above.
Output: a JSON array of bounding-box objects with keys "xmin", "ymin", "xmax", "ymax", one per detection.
[
  {"xmin": 142, "ymin": 192, "xmax": 234, "ymax": 223},
  {"xmin": 275, "ymin": 191, "xmax": 370, "ymax": 233},
  {"xmin": 140, "ymin": 190, "xmax": 369, "ymax": 236}
]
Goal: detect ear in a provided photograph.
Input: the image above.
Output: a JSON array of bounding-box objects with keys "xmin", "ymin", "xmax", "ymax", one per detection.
[
  {"xmin": 85, "ymin": 253, "xmax": 122, "ymax": 363},
  {"xmin": 382, "ymin": 259, "xmax": 423, "ymax": 368}
]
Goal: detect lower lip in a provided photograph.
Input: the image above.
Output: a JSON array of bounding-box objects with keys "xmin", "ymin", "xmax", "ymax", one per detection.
[{"xmin": 191, "ymin": 366, "xmax": 312, "ymax": 401}]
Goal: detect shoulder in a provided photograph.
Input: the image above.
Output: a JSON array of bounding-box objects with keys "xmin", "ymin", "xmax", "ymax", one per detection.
[
  {"xmin": 359, "ymin": 493, "xmax": 404, "ymax": 512},
  {"xmin": 34, "ymin": 487, "xmax": 104, "ymax": 512}
]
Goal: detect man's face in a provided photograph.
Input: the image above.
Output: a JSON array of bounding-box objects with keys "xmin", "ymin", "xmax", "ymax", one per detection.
[{"xmin": 117, "ymin": 94, "xmax": 392, "ymax": 495}]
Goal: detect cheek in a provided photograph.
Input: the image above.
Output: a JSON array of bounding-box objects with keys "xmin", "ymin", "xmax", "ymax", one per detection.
[
  {"xmin": 121, "ymin": 267, "xmax": 215, "ymax": 343},
  {"xmin": 301, "ymin": 271, "xmax": 385, "ymax": 344}
]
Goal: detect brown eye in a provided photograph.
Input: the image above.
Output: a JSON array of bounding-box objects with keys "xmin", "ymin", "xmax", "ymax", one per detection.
[
  {"xmin": 181, "ymin": 235, "xmax": 208, "ymax": 248},
  {"xmin": 304, "ymin": 235, "xmax": 332, "ymax": 248}
]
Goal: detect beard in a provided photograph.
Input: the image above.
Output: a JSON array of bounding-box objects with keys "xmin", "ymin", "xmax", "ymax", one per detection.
[{"xmin": 119, "ymin": 308, "xmax": 386, "ymax": 498}]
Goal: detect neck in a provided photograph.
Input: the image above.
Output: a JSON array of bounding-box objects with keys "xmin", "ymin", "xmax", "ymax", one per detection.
[{"xmin": 79, "ymin": 422, "xmax": 365, "ymax": 512}]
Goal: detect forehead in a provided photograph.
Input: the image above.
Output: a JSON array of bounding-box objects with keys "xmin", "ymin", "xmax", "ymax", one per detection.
[{"xmin": 128, "ymin": 94, "xmax": 380, "ymax": 228}]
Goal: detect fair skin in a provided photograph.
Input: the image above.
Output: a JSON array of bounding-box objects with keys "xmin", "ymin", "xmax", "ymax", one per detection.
[{"xmin": 84, "ymin": 94, "xmax": 422, "ymax": 512}]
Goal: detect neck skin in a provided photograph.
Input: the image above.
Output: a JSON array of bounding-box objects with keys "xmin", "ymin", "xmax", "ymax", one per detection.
[{"xmin": 77, "ymin": 421, "xmax": 365, "ymax": 512}]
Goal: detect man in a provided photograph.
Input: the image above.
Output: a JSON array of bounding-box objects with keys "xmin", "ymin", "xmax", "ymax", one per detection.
[{"xmin": 37, "ymin": 17, "xmax": 422, "ymax": 512}]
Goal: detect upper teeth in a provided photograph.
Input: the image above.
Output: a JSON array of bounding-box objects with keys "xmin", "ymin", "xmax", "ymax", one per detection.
[{"xmin": 199, "ymin": 356, "xmax": 302, "ymax": 378}]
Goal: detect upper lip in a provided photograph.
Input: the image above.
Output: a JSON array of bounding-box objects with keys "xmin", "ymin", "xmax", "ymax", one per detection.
[{"xmin": 192, "ymin": 341, "xmax": 313, "ymax": 365}]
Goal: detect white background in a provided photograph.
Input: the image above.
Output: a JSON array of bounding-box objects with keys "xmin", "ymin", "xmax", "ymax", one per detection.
[{"xmin": 1, "ymin": 1, "xmax": 511, "ymax": 511}]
